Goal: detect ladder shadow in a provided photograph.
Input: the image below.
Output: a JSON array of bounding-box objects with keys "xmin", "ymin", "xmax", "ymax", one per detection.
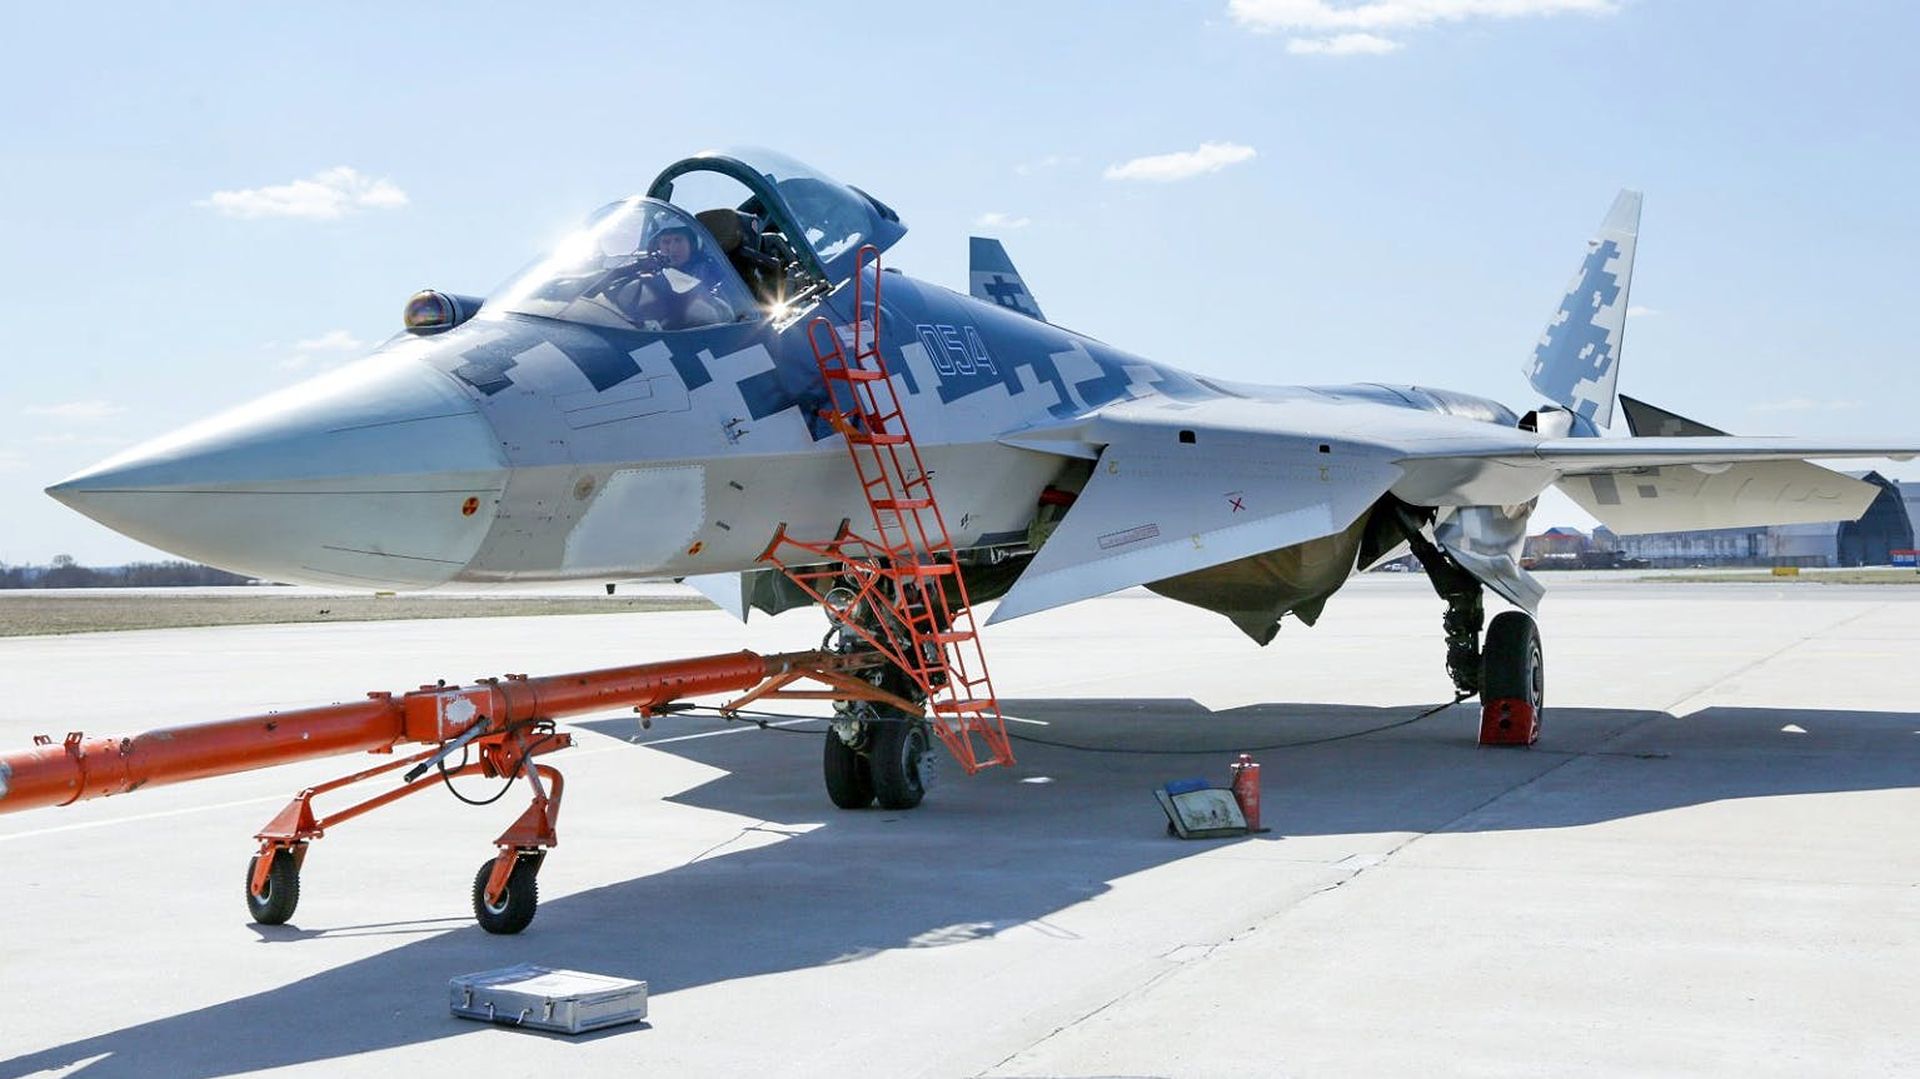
[{"xmin": 6, "ymin": 699, "xmax": 1916, "ymax": 1078}]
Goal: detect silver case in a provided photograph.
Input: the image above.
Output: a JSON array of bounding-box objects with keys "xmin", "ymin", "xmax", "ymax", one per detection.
[{"xmin": 449, "ymin": 964, "xmax": 648, "ymax": 1034}]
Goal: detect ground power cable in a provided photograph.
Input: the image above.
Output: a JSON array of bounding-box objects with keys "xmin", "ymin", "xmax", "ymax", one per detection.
[{"xmin": 664, "ymin": 692, "xmax": 1473, "ymax": 756}]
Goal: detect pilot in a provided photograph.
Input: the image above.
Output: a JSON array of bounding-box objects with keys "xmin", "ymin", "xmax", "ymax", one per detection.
[
  {"xmin": 627, "ymin": 224, "xmax": 734, "ymax": 331},
  {"xmin": 652, "ymin": 225, "xmax": 702, "ymax": 274}
]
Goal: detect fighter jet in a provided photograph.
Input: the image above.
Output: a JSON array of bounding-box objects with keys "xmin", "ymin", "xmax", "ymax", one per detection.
[{"xmin": 47, "ymin": 147, "xmax": 1918, "ymax": 809}]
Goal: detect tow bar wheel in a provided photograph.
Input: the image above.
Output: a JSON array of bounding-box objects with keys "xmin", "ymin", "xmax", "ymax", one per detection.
[
  {"xmin": 473, "ymin": 854, "xmax": 541, "ymax": 935},
  {"xmin": 244, "ymin": 848, "xmax": 301, "ymax": 925}
]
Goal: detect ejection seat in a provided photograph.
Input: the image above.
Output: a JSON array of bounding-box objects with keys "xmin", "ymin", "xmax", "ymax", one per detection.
[{"xmin": 695, "ymin": 208, "xmax": 799, "ymax": 306}]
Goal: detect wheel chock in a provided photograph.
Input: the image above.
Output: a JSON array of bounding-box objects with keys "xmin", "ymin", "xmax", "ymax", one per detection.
[{"xmin": 1479, "ymin": 697, "xmax": 1539, "ymax": 746}]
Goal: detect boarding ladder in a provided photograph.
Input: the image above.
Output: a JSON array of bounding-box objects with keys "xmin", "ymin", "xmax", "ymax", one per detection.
[{"xmin": 763, "ymin": 246, "xmax": 1014, "ymax": 774}]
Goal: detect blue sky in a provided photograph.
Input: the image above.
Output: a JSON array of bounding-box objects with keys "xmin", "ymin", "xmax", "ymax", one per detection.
[{"xmin": 2, "ymin": 1, "xmax": 1915, "ymax": 564}]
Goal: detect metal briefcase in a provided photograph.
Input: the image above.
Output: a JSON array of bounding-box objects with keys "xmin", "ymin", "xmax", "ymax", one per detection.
[{"xmin": 449, "ymin": 964, "xmax": 648, "ymax": 1034}]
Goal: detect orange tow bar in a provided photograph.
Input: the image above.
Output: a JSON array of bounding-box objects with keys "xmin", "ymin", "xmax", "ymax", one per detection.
[{"xmin": 0, "ymin": 646, "xmax": 905, "ymax": 933}]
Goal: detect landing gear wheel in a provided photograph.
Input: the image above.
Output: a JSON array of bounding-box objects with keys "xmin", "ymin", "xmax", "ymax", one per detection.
[
  {"xmin": 1479, "ymin": 610, "xmax": 1544, "ymax": 746},
  {"xmin": 823, "ymin": 729, "xmax": 875, "ymax": 809},
  {"xmin": 245, "ymin": 848, "xmax": 301, "ymax": 925},
  {"xmin": 472, "ymin": 855, "xmax": 540, "ymax": 935},
  {"xmin": 869, "ymin": 719, "xmax": 933, "ymax": 810}
]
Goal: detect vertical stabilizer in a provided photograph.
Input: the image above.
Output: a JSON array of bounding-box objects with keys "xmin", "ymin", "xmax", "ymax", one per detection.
[
  {"xmin": 969, "ymin": 237, "xmax": 1047, "ymax": 321},
  {"xmin": 1524, "ymin": 190, "xmax": 1641, "ymax": 428}
]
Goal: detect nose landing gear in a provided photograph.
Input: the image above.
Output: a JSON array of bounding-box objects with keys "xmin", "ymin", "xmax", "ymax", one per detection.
[{"xmin": 822, "ymin": 658, "xmax": 934, "ymax": 811}]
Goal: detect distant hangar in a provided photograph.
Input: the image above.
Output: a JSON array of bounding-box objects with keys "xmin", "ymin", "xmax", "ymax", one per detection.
[{"xmin": 1612, "ymin": 473, "xmax": 1917, "ymax": 568}]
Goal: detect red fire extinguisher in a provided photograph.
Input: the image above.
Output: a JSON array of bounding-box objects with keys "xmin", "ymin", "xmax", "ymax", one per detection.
[{"xmin": 1229, "ymin": 753, "xmax": 1261, "ymax": 832}]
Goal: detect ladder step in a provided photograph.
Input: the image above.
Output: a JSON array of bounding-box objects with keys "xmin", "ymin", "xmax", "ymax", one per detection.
[
  {"xmin": 873, "ymin": 498, "xmax": 933, "ymax": 511},
  {"xmin": 846, "ymin": 432, "xmax": 908, "ymax": 446},
  {"xmin": 895, "ymin": 562, "xmax": 956, "ymax": 577},
  {"xmin": 929, "ymin": 630, "xmax": 975, "ymax": 644},
  {"xmin": 828, "ymin": 367, "xmax": 889, "ymax": 382},
  {"xmin": 933, "ymin": 698, "xmax": 997, "ymax": 714}
]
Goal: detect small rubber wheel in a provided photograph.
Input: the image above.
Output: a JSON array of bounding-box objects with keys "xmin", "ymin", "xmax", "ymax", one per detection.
[
  {"xmin": 245, "ymin": 849, "xmax": 300, "ymax": 925},
  {"xmin": 472, "ymin": 856, "xmax": 539, "ymax": 935},
  {"xmin": 869, "ymin": 720, "xmax": 932, "ymax": 811},
  {"xmin": 1481, "ymin": 610, "xmax": 1544, "ymax": 734},
  {"xmin": 823, "ymin": 730, "xmax": 875, "ymax": 809}
]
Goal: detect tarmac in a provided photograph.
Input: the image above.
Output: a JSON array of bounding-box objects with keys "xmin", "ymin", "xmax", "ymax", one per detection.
[{"xmin": 2, "ymin": 573, "xmax": 1916, "ymax": 1077}]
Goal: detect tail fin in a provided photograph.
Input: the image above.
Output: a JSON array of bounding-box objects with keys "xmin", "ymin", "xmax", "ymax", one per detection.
[
  {"xmin": 1524, "ymin": 190, "xmax": 1641, "ymax": 429},
  {"xmin": 969, "ymin": 237, "xmax": 1047, "ymax": 321}
]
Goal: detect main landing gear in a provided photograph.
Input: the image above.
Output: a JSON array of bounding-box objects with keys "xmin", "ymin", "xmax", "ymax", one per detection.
[
  {"xmin": 1479, "ymin": 610, "xmax": 1544, "ymax": 746},
  {"xmin": 1399, "ymin": 509, "xmax": 1544, "ymax": 746}
]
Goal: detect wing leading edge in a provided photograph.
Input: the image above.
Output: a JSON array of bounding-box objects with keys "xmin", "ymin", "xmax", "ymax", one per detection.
[{"xmin": 988, "ymin": 415, "xmax": 1402, "ymax": 626}]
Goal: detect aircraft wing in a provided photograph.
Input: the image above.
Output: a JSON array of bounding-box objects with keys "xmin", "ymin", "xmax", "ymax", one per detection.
[
  {"xmin": 1524, "ymin": 437, "xmax": 1916, "ymax": 472},
  {"xmin": 988, "ymin": 410, "xmax": 1403, "ymax": 624},
  {"xmin": 1398, "ymin": 435, "xmax": 1917, "ymax": 534}
]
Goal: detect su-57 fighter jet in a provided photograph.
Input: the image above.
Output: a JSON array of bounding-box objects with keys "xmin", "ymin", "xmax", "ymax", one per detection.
[{"xmin": 48, "ymin": 148, "xmax": 1919, "ymax": 812}]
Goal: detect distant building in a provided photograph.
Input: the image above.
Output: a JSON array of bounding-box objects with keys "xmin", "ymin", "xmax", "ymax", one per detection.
[
  {"xmin": 1526, "ymin": 526, "xmax": 1589, "ymax": 560},
  {"xmin": 1615, "ymin": 471, "xmax": 1916, "ymax": 568},
  {"xmin": 1521, "ymin": 526, "xmax": 1644, "ymax": 569}
]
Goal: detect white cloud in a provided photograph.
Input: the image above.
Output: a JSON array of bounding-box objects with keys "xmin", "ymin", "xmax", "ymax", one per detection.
[
  {"xmin": 277, "ymin": 328, "xmax": 369, "ymax": 372},
  {"xmin": 1230, "ymin": 0, "xmax": 1615, "ymax": 32},
  {"xmin": 32, "ymin": 433, "xmax": 122, "ymax": 446},
  {"xmin": 1014, "ymin": 154, "xmax": 1077, "ymax": 177},
  {"xmin": 0, "ymin": 449, "xmax": 23, "ymax": 471},
  {"xmin": 1750, "ymin": 398, "xmax": 1861, "ymax": 414},
  {"xmin": 294, "ymin": 329, "xmax": 365, "ymax": 352},
  {"xmin": 198, "ymin": 167, "xmax": 409, "ymax": 220},
  {"xmin": 1229, "ymin": 0, "xmax": 1617, "ymax": 53},
  {"xmin": 974, "ymin": 211, "xmax": 1032, "ymax": 230},
  {"xmin": 1625, "ymin": 305, "xmax": 1659, "ymax": 317},
  {"xmin": 1104, "ymin": 142, "xmax": 1258, "ymax": 183},
  {"xmin": 24, "ymin": 400, "xmax": 126, "ymax": 421},
  {"xmin": 1287, "ymin": 32, "xmax": 1402, "ymax": 54}
]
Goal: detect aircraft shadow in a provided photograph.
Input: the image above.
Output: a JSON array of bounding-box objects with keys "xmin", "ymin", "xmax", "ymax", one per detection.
[{"xmin": 6, "ymin": 699, "xmax": 1916, "ymax": 1078}]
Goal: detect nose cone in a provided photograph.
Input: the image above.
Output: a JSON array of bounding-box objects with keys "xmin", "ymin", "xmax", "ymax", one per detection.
[{"xmin": 48, "ymin": 354, "xmax": 506, "ymax": 588}]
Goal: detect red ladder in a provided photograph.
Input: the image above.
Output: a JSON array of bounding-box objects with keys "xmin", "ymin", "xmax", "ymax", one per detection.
[{"xmin": 763, "ymin": 246, "xmax": 1014, "ymax": 774}]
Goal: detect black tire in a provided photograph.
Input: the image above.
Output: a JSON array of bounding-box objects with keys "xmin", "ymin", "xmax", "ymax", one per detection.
[
  {"xmin": 472, "ymin": 856, "xmax": 539, "ymax": 935},
  {"xmin": 1481, "ymin": 610, "xmax": 1544, "ymax": 732},
  {"xmin": 823, "ymin": 730, "xmax": 875, "ymax": 809},
  {"xmin": 245, "ymin": 849, "xmax": 300, "ymax": 926},
  {"xmin": 869, "ymin": 719, "xmax": 932, "ymax": 810}
]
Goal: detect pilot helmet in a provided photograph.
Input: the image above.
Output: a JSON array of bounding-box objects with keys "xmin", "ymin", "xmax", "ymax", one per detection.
[{"xmin": 652, "ymin": 224, "xmax": 698, "ymax": 252}]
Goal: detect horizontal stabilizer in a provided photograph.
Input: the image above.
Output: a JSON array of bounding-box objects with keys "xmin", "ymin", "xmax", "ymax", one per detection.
[{"xmin": 988, "ymin": 423, "xmax": 1401, "ymax": 624}]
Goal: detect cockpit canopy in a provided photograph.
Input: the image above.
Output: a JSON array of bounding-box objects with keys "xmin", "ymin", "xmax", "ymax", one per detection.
[
  {"xmin": 486, "ymin": 149, "xmax": 905, "ymax": 334},
  {"xmin": 488, "ymin": 198, "xmax": 759, "ymax": 333},
  {"xmin": 647, "ymin": 147, "xmax": 906, "ymax": 286}
]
